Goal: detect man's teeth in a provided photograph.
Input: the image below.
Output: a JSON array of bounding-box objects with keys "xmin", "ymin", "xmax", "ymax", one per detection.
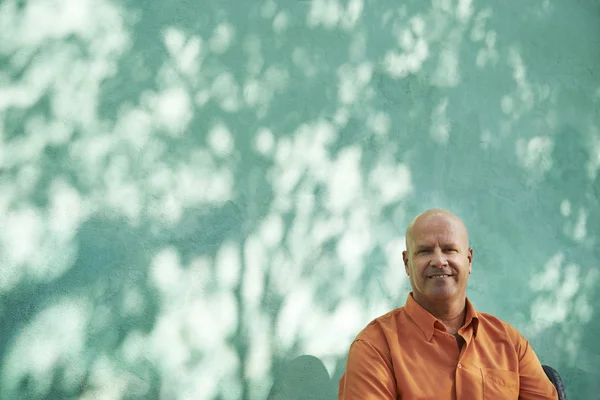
[{"xmin": 431, "ymin": 275, "xmax": 448, "ymax": 278}]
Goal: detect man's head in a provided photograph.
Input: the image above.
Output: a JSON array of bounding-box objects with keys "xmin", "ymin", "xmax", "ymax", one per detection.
[{"xmin": 402, "ymin": 209, "xmax": 473, "ymax": 304}]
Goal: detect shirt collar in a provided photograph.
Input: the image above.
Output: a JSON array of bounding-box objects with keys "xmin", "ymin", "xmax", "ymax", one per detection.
[{"xmin": 404, "ymin": 292, "xmax": 480, "ymax": 341}]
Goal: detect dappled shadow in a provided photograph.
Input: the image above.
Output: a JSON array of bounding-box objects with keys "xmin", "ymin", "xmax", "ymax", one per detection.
[
  {"xmin": 0, "ymin": 215, "xmax": 162, "ymax": 399},
  {"xmin": 528, "ymin": 125, "xmax": 600, "ymax": 398},
  {"xmin": 0, "ymin": 0, "xmax": 599, "ymax": 399},
  {"xmin": 267, "ymin": 355, "xmax": 335, "ymax": 400}
]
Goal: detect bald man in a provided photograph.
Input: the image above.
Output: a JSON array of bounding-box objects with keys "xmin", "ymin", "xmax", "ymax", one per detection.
[{"xmin": 338, "ymin": 209, "xmax": 558, "ymax": 400}]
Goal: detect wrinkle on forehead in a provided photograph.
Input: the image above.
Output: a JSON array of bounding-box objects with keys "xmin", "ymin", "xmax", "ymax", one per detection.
[{"xmin": 405, "ymin": 209, "xmax": 469, "ymax": 252}]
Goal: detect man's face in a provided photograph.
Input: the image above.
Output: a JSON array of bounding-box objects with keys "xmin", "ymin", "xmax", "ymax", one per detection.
[{"xmin": 402, "ymin": 214, "xmax": 473, "ymax": 302}]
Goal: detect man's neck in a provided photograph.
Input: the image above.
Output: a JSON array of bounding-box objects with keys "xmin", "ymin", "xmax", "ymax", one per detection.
[{"xmin": 413, "ymin": 294, "xmax": 467, "ymax": 335}]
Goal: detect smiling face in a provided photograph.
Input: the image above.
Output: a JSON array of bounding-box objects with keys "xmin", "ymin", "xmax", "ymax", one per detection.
[{"xmin": 402, "ymin": 211, "xmax": 473, "ymax": 304}]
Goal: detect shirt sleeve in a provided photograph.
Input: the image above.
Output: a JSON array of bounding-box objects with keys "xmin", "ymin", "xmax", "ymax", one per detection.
[
  {"xmin": 338, "ymin": 339, "xmax": 397, "ymax": 400},
  {"xmin": 515, "ymin": 334, "xmax": 559, "ymax": 400}
]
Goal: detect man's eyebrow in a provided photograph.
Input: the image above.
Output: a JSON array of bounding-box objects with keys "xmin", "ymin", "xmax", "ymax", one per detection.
[
  {"xmin": 414, "ymin": 243, "xmax": 458, "ymax": 250},
  {"xmin": 414, "ymin": 244, "xmax": 431, "ymax": 250}
]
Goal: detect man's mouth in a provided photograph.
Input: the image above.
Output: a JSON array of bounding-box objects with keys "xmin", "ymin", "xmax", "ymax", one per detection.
[{"xmin": 429, "ymin": 274, "xmax": 452, "ymax": 279}]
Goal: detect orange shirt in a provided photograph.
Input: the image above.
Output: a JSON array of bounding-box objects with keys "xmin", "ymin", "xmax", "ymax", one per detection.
[{"xmin": 339, "ymin": 293, "xmax": 558, "ymax": 400}]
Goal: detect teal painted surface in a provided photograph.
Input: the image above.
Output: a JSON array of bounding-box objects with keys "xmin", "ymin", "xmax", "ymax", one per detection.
[{"xmin": 0, "ymin": 0, "xmax": 599, "ymax": 399}]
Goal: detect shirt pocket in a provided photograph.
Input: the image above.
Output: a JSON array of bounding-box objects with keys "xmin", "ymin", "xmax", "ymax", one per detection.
[{"xmin": 480, "ymin": 368, "xmax": 519, "ymax": 400}]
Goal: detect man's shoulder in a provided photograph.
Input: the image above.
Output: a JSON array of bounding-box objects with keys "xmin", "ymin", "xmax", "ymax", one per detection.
[
  {"xmin": 476, "ymin": 310, "xmax": 525, "ymax": 344},
  {"xmin": 477, "ymin": 310, "xmax": 519, "ymax": 329},
  {"xmin": 354, "ymin": 306, "xmax": 407, "ymax": 342}
]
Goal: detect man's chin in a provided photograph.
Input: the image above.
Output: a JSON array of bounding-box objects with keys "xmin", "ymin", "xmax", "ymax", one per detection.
[{"xmin": 425, "ymin": 287, "xmax": 459, "ymax": 299}]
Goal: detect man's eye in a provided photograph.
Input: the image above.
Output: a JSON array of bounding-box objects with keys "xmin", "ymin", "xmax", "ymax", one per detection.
[{"xmin": 445, "ymin": 248, "xmax": 457, "ymax": 253}]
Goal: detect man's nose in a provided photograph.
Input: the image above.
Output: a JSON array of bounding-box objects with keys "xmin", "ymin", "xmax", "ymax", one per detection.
[{"xmin": 429, "ymin": 249, "xmax": 448, "ymax": 268}]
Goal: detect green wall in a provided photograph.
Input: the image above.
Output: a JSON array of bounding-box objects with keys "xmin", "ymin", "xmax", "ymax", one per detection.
[{"xmin": 0, "ymin": 0, "xmax": 599, "ymax": 399}]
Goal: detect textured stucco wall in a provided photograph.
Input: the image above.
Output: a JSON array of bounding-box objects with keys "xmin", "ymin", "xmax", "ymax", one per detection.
[{"xmin": 0, "ymin": 0, "xmax": 599, "ymax": 399}]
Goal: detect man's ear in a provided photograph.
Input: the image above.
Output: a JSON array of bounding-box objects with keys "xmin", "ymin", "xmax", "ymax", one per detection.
[
  {"xmin": 402, "ymin": 250, "xmax": 409, "ymax": 275},
  {"xmin": 468, "ymin": 247, "xmax": 473, "ymax": 274}
]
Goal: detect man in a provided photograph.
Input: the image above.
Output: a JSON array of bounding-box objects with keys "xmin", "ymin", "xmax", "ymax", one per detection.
[{"xmin": 338, "ymin": 209, "xmax": 558, "ymax": 399}]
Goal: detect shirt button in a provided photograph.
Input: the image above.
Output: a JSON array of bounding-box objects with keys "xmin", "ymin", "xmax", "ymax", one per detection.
[{"xmin": 457, "ymin": 364, "xmax": 462, "ymax": 369}]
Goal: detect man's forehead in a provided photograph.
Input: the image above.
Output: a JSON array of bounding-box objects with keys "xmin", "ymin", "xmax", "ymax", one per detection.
[
  {"xmin": 411, "ymin": 228, "xmax": 461, "ymax": 242},
  {"xmin": 412, "ymin": 235, "xmax": 460, "ymax": 246}
]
